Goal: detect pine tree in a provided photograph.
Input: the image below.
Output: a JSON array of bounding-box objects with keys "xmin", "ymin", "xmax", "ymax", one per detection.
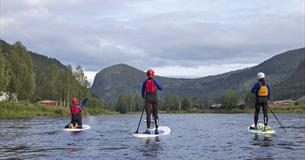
[{"xmin": 116, "ymin": 93, "xmax": 129, "ymax": 113}]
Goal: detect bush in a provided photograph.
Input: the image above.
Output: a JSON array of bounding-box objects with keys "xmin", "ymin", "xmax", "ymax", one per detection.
[{"xmin": 54, "ymin": 108, "xmax": 64, "ymax": 115}]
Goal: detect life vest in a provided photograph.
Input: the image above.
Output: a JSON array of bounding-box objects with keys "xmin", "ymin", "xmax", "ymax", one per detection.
[
  {"xmin": 145, "ymin": 79, "xmax": 157, "ymax": 93},
  {"xmin": 70, "ymin": 105, "xmax": 81, "ymax": 115},
  {"xmin": 258, "ymin": 85, "xmax": 268, "ymax": 97}
]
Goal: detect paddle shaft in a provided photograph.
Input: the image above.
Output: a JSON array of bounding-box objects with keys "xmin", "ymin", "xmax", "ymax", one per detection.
[
  {"xmin": 268, "ymin": 106, "xmax": 287, "ymax": 132},
  {"xmin": 135, "ymin": 105, "xmax": 145, "ymax": 133}
]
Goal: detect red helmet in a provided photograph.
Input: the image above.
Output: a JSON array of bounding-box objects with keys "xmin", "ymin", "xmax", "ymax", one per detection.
[
  {"xmin": 71, "ymin": 97, "xmax": 78, "ymax": 104},
  {"xmin": 146, "ymin": 69, "xmax": 154, "ymax": 78}
]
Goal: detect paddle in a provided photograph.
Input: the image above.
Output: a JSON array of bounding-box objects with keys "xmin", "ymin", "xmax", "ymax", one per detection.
[
  {"xmin": 135, "ymin": 106, "xmax": 145, "ymax": 133},
  {"xmin": 80, "ymin": 97, "xmax": 89, "ymax": 109},
  {"xmin": 268, "ymin": 106, "xmax": 287, "ymax": 132}
]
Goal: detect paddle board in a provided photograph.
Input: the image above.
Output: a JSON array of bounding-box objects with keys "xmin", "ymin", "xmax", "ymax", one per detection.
[
  {"xmin": 133, "ymin": 126, "xmax": 171, "ymax": 138},
  {"xmin": 63, "ymin": 124, "xmax": 91, "ymax": 132},
  {"xmin": 248, "ymin": 123, "xmax": 275, "ymax": 135}
]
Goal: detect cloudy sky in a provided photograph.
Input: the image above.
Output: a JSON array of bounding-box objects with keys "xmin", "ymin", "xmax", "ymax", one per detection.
[{"xmin": 0, "ymin": 0, "xmax": 304, "ymax": 83}]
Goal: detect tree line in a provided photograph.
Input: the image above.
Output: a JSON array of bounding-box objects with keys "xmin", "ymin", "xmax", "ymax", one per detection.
[
  {"xmin": 0, "ymin": 41, "xmax": 106, "ymax": 108},
  {"xmin": 115, "ymin": 89, "xmax": 252, "ymax": 113}
]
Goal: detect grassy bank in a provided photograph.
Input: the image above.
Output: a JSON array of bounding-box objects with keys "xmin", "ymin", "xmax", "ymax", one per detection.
[
  {"xmin": 267, "ymin": 103, "xmax": 305, "ymax": 114},
  {"xmin": 160, "ymin": 103, "xmax": 305, "ymax": 114},
  {"xmin": 0, "ymin": 101, "xmax": 117, "ymax": 119},
  {"xmin": 1, "ymin": 101, "xmax": 303, "ymax": 119}
]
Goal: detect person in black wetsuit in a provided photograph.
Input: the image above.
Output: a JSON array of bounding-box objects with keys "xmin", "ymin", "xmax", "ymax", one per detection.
[
  {"xmin": 141, "ymin": 69, "xmax": 163, "ymax": 134},
  {"xmin": 65, "ymin": 97, "xmax": 82, "ymax": 129},
  {"xmin": 250, "ymin": 72, "xmax": 271, "ymax": 130}
]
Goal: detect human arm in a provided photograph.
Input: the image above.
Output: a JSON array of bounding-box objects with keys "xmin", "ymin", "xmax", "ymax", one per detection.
[
  {"xmin": 267, "ymin": 82, "xmax": 271, "ymax": 100},
  {"xmin": 251, "ymin": 82, "xmax": 259, "ymax": 94},
  {"xmin": 154, "ymin": 79, "xmax": 163, "ymax": 91}
]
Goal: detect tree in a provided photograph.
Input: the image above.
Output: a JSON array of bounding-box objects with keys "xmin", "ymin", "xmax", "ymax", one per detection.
[
  {"xmin": 0, "ymin": 53, "xmax": 11, "ymax": 91},
  {"xmin": 245, "ymin": 92, "xmax": 256, "ymax": 108},
  {"xmin": 6, "ymin": 42, "xmax": 35, "ymax": 100},
  {"xmin": 163, "ymin": 95, "xmax": 180, "ymax": 111},
  {"xmin": 42, "ymin": 64, "xmax": 60, "ymax": 100},
  {"xmin": 222, "ymin": 90, "xmax": 239, "ymax": 109},
  {"xmin": 134, "ymin": 95, "xmax": 144, "ymax": 111},
  {"xmin": 182, "ymin": 98, "xmax": 192, "ymax": 111},
  {"xmin": 116, "ymin": 93, "xmax": 129, "ymax": 113},
  {"xmin": 73, "ymin": 65, "xmax": 90, "ymax": 88}
]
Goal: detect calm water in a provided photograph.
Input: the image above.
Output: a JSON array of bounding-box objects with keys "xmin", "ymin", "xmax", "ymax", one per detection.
[{"xmin": 0, "ymin": 114, "xmax": 304, "ymax": 160}]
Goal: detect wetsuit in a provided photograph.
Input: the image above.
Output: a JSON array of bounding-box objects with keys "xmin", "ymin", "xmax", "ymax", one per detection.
[
  {"xmin": 251, "ymin": 79, "xmax": 271, "ymax": 127},
  {"xmin": 65, "ymin": 104, "xmax": 82, "ymax": 128},
  {"xmin": 142, "ymin": 78, "xmax": 162, "ymax": 129}
]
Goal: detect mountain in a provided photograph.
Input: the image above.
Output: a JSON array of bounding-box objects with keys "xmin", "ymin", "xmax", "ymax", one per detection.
[
  {"xmin": 91, "ymin": 48, "xmax": 305, "ymax": 101},
  {"xmin": 272, "ymin": 58, "xmax": 305, "ymax": 100}
]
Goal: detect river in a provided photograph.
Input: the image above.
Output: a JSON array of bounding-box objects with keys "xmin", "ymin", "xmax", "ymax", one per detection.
[{"xmin": 1, "ymin": 114, "xmax": 304, "ymax": 160}]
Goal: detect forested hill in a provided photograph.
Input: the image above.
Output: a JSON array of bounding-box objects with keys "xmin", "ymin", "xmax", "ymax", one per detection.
[
  {"xmin": 0, "ymin": 39, "xmax": 107, "ymax": 109},
  {"xmin": 272, "ymin": 58, "xmax": 305, "ymax": 100},
  {"xmin": 91, "ymin": 48, "xmax": 305, "ymax": 102}
]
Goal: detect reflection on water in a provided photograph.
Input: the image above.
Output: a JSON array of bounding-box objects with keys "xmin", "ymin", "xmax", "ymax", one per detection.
[
  {"xmin": 253, "ymin": 134, "xmax": 273, "ymax": 147},
  {"xmin": 249, "ymin": 135, "xmax": 274, "ymax": 160},
  {"xmin": 140, "ymin": 137, "xmax": 162, "ymax": 158}
]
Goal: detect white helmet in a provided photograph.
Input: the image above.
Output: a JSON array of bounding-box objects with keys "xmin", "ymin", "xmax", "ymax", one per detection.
[{"xmin": 257, "ymin": 72, "xmax": 265, "ymax": 79}]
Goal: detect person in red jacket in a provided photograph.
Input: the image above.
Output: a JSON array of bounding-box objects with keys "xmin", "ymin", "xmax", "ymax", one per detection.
[
  {"xmin": 141, "ymin": 69, "xmax": 163, "ymax": 134},
  {"xmin": 65, "ymin": 97, "xmax": 82, "ymax": 129}
]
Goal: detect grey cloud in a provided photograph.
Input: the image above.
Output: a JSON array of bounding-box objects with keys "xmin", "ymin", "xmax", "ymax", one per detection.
[{"xmin": 1, "ymin": 0, "xmax": 304, "ymax": 73}]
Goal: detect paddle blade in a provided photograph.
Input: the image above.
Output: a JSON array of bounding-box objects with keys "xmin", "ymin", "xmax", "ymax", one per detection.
[{"xmin": 80, "ymin": 97, "xmax": 89, "ymax": 108}]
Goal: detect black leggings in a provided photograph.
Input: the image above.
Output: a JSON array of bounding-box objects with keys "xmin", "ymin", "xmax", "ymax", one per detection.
[
  {"xmin": 254, "ymin": 97, "xmax": 268, "ymax": 126},
  {"xmin": 145, "ymin": 93, "xmax": 159, "ymax": 129},
  {"xmin": 65, "ymin": 114, "xmax": 82, "ymax": 128}
]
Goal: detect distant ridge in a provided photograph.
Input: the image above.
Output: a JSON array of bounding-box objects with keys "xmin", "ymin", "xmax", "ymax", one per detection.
[{"xmin": 91, "ymin": 48, "xmax": 305, "ymax": 101}]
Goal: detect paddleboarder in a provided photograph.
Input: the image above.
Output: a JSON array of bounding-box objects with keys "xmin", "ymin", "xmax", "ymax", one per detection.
[
  {"xmin": 250, "ymin": 72, "xmax": 271, "ymax": 131},
  {"xmin": 65, "ymin": 97, "xmax": 83, "ymax": 129},
  {"xmin": 141, "ymin": 69, "xmax": 163, "ymax": 134}
]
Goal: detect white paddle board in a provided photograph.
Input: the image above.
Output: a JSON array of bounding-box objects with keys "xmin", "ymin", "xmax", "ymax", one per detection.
[
  {"xmin": 63, "ymin": 124, "xmax": 91, "ymax": 132},
  {"xmin": 248, "ymin": 123, "xmax": 275, "ymax": 135},
  {"xmin": 133, "ymin": 126, "xmax": 171, "ymax": 138}
]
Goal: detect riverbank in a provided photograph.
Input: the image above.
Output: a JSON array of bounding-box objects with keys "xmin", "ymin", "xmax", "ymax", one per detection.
[
  {"xmin": 1, "ymin": 101, "xmax": 304, "ymax": 119},
  {"xmin": 127, "ymin": 103, "xmax": 305, "ymax": 114},
  {"xmin": 0, "ymin": 101, "xmax": 116, "ymax": 119},
  {"xmin": 164, "ymin": 103, "xmax": 305, "ymax": 114}
]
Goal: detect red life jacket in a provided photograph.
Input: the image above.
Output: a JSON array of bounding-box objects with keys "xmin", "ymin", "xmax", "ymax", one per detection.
[
  {"xmin": 145, "ymin": 79, "xmax": 157, "ymax": 93},
  {"xmin": 70, "ymin": 105, "xmax": 81, "ymax": 115}
]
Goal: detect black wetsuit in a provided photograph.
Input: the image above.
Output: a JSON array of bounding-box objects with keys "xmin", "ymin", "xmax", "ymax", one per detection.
[
  {"xmin": 142, "ymin": 78, "xmax": 162, "ymax": 129},
  {"xmin": 251, "ymin": 79, "xmax": 271, "ymax": 127},
  {"xmin": 71, "ymin": 114, "xmax": 82, "ymax": 128},
  {"xmin": 65, "ymin": 105, "xmax": 82, "ymax": 128},
  {"xmin": 145, "ymin": 92, "xmax": 159, "ymax": 129},
  {"xmin": 255, "ymin": 97, "xmax": 268, "ymax": 126}
]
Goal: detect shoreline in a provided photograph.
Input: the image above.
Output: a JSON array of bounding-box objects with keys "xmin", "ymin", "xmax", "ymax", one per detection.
[
  {"xmin": 1, "ymin": 102, "xmax": 304, "ymax": 119},
  {"xmin": 126, "ymin": 103, "xmax": 305, "ymax": 115},
  {"xmin": 0, "ymin": 101, "xmax": 117, "ymax": 119}
]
